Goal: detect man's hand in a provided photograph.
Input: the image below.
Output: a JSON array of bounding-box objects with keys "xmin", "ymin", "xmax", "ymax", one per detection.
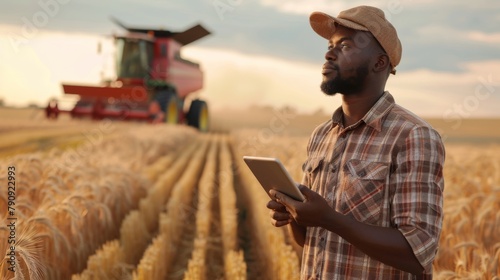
[
  {"xmin": 267, "ymin": 199, "xmax": 292, "ymax": 227},
  {"xmin": 268, "ymin": 185, "xmax": 333, "ymax": 228},
  {"xmin": 267, "ymin": 185, "xmax": 426, "ymax": 274}
]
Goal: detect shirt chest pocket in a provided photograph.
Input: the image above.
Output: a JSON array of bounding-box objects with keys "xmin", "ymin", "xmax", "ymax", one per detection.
[
  {"xmin": 341, "ymin": 159, "xmax": 389, "ymax": 225},
  {"xmin": 302, "ymin": 157, "xmax": 325, "ymax": 189}
]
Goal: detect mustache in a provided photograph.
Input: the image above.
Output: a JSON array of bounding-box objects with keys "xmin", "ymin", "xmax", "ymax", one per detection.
[{"xmin": 323, "ymin": 62, "xmax": 339, "ymax": 70}]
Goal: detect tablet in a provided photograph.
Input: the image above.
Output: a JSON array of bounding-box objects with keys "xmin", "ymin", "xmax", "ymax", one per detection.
[{"xmin": 243, "ymin": 156, "xmax": 305, "ymax": 202}]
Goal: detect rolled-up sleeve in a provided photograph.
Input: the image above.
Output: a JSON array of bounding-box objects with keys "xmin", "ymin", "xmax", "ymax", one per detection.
[{"xmin": 392, "ymin": 126, "xmax": 445, "ymax": 271}]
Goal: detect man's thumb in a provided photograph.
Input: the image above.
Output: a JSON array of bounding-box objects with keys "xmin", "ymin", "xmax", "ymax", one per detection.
[
  {"xmin": 269, "ymin": 189, "xmax": 289, "ymax": 204},
  {"xmin": 298, "ymin": 184, "xmax": 311, "ymax": 197}
]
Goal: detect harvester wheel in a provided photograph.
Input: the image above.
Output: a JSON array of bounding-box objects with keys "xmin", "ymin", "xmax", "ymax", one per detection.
[
  {"xmin": 164, "ymin": 93, "xmax": 179, "ymax": 124},
  {"xmin": 152, "ymin": 89, "xmax": 180, "ymax": 124},
  {"xmin": 45, "ymin": 100, "xmax": 59, "ymax": 119},
  {"xmin": 187, "ymin": 99, "xmax": 209, "ymax": 132}
]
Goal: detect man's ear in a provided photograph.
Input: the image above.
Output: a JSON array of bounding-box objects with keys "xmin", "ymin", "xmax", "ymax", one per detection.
[{"xmin": 373, "ymin": 54, "xmax": 391, "ymax": 74}]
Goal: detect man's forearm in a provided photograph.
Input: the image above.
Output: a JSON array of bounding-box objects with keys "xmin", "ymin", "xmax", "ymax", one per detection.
[
  {"xmin": 288, "ymin": 220, "xmax": 306, "ymax": 247},
  {"xmin": 323, "ymin": 211, "xmax": 424, "ymax": 275}
]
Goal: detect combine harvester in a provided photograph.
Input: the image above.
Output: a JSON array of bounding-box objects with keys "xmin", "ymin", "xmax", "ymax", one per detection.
[{"xmin": 46, "ymin": 19, "xmax": 211, "ymax": 132}]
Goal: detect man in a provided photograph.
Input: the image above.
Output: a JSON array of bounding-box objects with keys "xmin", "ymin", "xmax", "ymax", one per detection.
[{"xmin": 267, "ymin": 5, "xmax": 445, "ymax": 279}]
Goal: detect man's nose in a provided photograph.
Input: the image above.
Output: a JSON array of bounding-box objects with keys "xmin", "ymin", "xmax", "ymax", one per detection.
[{"xmin": 325, "ymin": 48, "xmax": 337, "ymax": 61}]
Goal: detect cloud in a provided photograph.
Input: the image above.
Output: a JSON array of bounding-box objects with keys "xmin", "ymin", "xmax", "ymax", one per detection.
[
  {"xmin": 1, "ymin": 0, "xmax": 499, "ymax": 74},
  {"xmin": 259, "ymin": 0, "xmax": 360, "ymax": 15},
  {"xmin": 417, "ymin": 25, "xmax": 500, "ymax": 45},
  {"xmin": 0, "ymin": 38, "xmax": 55, "ymax": 106},
  {"xmin": 0, "ymin": 25, "xmax": 112, "ymax": 107},
  {"xmin": 258, "ymin": 0, "xmax": 436, "ymax": 16},
  {"xmin": 387, "ymin": 60, "xmax": 500, "ymax": 118},
  {"xmin": 466, "ymin": 31, "xmax": 500, "ymax": 45}
]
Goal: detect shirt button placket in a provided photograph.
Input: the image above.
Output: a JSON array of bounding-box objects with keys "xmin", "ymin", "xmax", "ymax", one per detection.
[
  {"xmin": 330, "ymin": 165, "xmax": 337, "ymax": 173},
  {"xmin": 315, "ymin": 231, "xmax": 326, "ymax": 279},
  {"xmin": 318, "ymin": 236, "xmax": 326, "ymax": 278}
]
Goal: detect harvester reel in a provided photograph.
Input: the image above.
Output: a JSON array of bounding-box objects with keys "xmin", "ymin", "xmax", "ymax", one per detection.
[{"xmin": 187, "ymin": 99, "xmax": 209, "ymax": 132}]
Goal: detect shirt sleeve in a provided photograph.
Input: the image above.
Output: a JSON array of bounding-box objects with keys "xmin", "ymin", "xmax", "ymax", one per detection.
[{"xmin": 391, "ymin": 126, "xmax": 445, "ymax": 272}]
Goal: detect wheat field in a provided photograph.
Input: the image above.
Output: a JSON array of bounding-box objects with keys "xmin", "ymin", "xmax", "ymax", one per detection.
[{"xmin": 0, "ymin": 108, "xmax": 499, "ymax": 279}]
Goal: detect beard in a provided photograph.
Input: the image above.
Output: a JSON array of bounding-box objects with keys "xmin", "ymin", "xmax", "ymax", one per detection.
[{"xmin": 320, "ymin": 63, "xmax": 369, "ymax": 96}]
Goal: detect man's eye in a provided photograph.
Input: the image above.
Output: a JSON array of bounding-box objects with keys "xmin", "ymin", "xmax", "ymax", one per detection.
[{"xmin": 328, "ymin": 44, "xmax": 349, "ymax": 51}]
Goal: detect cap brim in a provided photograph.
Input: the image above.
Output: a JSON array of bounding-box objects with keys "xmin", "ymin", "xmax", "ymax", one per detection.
[{"xmin": 309, "ymin": 12, "xmax": 369, "ymax": 40}]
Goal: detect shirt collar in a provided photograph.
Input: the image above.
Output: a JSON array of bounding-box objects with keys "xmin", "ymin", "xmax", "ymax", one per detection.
[{"xmin": 329, "ymin": 91, "xmax": 395, "ymax": 132}]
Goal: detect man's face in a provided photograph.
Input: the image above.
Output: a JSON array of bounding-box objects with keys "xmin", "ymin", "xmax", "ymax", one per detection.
[{"xmin": 320, "ymin": 26, "xmax": 374, "ymax": 96}]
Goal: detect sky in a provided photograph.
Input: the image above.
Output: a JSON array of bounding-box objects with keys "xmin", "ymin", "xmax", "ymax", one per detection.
[{"xmin": 0, "ymin": 0, "xmax": 499, "ymax": 118}]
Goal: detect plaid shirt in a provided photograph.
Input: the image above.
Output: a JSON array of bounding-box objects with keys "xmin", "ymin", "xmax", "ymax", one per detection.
[{"xmin": 300, "ymin": 92, "xmax": 445, "ymax": 279}]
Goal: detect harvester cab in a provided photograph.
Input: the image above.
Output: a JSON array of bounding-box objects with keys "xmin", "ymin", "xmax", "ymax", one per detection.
[{"xmin": 46, "ymin": 19, "xmax": 211, "ymax": 132}]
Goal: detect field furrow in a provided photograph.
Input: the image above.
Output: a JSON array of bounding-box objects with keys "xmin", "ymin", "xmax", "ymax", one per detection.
[
  {"xmin": 183, "ymin": 135, "xmax": 220, "ymax": 280},
  {"xmin": 134, "ymin": 136, "xmax": 210, "ymax": 279}
]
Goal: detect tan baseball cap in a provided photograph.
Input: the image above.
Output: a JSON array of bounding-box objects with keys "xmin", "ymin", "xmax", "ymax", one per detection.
[{"xmin": 310, "ymin": 5, "xmax": 402, "ymax": 74}]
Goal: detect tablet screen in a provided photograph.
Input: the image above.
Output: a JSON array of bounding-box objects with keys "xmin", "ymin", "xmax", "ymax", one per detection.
[{"xmin": 243, "ymin": 156, "xmax": 305, "ymax": 201}]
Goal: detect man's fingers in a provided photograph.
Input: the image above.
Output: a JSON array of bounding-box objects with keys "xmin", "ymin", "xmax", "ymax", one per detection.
[
  {"xmin": 266, "ymin": 200, "xmax": 287, "ymax": 212},
  {"xmin": 269, "ymin": 189, "xmax": 292, "ymax": 206},
  {"xmin": 272, "ymin": 219, "xmax": 291, "ymax": 227},
  {"xmin": 281, "ymin": 193, "xmax": 300, "ymax": 209},
  {"xmin": 270, "ymin": 210, "xmax": 291, "ymax": 221},
  {"xmin": 269, "ymin": 189, "xmax": 280, "ymax": 200}
]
